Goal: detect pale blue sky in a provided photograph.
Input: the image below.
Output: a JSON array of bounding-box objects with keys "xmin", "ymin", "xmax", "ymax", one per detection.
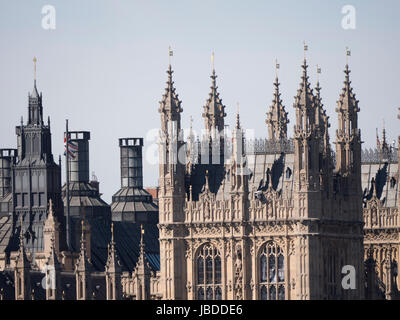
[{"xmin": 0, "ymin": 0, "xmax": 399, "ymax": 202}]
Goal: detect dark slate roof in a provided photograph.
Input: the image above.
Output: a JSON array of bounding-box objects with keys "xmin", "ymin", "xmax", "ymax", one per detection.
[
  {"xmin": 0, "ymin": 193, "xmax": 13, "ymax": 215},
  {"xmin": 62, "ymin": 182, "xmax": 110, "ymax": 208},
  {"xmin": 0, "ymin": 214, "xmax": 19, "ymax": 255},
  {"xmin": 361, "ymin": 160, "xmax": 399, "ymax": 208},
  {"xmin": 0, "ymin": 215, "xmax": 13, "ymax": 253},
  {"xmin": 187, "ymin": 163, "xmax": 226, "ymax": 201},
  {"xmin": 111, "ymin": 187, "xmax": 158, "ymax": 214},
  {"xmin": 89, "ymin": 219, "xmax": 160, "ymax": 272}
]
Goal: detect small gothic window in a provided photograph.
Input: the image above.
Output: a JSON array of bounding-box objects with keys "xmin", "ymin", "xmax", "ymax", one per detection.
[
  {"xmin": 390, "ymin": 177, "xmax": 396, "ymax": 189},
  {"xmin": 259, "ymin": 242, "xmax": 285, "ymax": 300},
  {"xmin": 285, "ymin": 167, "xmax": 292, "ymax": 179},
  {"xmin": 196, "ymin": 243, "xmax": 222, "ymax": 300}
]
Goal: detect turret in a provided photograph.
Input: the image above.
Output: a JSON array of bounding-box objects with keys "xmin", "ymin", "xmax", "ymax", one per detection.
[
  {"xmin": 335, "ymin": 63, "xmax": 361, "ymax": 180},
  {"xmin": 293, "ymin": 57, "xmax": 321, "ymax": 193},
  {"xmin": 158, "ymin": 49, "xmax": 187, "ymax": 299},
  {"xmin": 158, "ymin": 59, "xmax": 186, "ymax": 223}
]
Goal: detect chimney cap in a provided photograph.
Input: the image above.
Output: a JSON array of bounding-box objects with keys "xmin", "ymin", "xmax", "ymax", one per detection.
[{"xmin": 119, "ymin": 138, "xmax": 143, "ymax": 147}]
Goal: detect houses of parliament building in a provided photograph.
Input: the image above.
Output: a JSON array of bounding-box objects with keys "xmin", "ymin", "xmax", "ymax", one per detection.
[{"xmin": 0, "ymin": 53, "xmax": 398, "ymax": 300}]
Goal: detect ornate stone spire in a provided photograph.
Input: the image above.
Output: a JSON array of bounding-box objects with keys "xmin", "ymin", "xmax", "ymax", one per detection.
[
  {"xmin": 336, "ymin": 62, "xmax": 360, "ymax": 126},
  {"xmin": 335, "ymin": 59, "xmax": 361, "ymax": 174},
  {"xmin": 315, "ymin": 76, "xmax": 330, "ymax": 154},
  {"xmin": 75, "ymin": 220, "xmax": 93, "ymax": 300},
  {"xmin": 75, "ymin": 220, "xmax": 92, "ymax": 272},
  {"xmin": 31, "ymin": 57, "xmax": 39, "ymax": 98},
  {"xmin": 202, "ymin": 53, "xmax": 226, "ymax": 133},
  {"xmin": 293, "ymin": 58, "xmax": 316, "ymax": 136},
  {"xmin": 44, "ymin": 199, "xmax": 60, "ymax": 256},
  {"xmin": 105, "ymin": 222, "xmax": 121, "ymax": 274},
  {"xmin": 158, "ymin": 61, "xmax": 183, "ymax": 133},
  {"xmin": 105, "ymin": 222, "xmax": 122, "ymax": 300},
  {"xmin": 133, "ymin": 224, "xmax": 152, "ymax": 300},
  {"xmin": 136, "ymin": 225, "xmax": 151, "ymax": 278},
  {"xmin": 28, "ymin": 57, "xmax": 43, "ymax": 126},
  {"xmin": 230, "ymin": 104, "xmax": 249, "ymax": 194},
  {"xmin": 379, "ymin": 120, "xmax": 390, "ymax": 155},
  {"xmin": 292, "ymin": 55, "xmax": 322, "ymax": 193},
  {"xmin": 266, "ymin": 74, "xmax": 289, "ymax": 141},
  {"xmin": 235, "ymin": 103, "xmax": 241, "ymax": 130}
]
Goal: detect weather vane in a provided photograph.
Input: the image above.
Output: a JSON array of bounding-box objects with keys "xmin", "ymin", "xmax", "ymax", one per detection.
[
  {"xmin": 211, "ymin": 51, "xmax": 215, "ymax": 70},
  {"xmin": 303, "ymin": 41, "xmax": 308, "ymax": 58},
  {"xmin": 346, "ymin": 47, "xmax": 351, "ymax": 64},
  {"xmin": 316, "ymin": 64, "xmax": 321, "ymax": 82},
  {"xmin": 275, "ymin": 58, "xmax": 280, "ymax": 77},
  {"xmin": 168, "ymin": 46, "xmax": 173, "ymax": 65}
]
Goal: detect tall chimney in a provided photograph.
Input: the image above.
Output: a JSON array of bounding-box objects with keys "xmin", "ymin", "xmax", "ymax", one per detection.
[
  {"xmin": 67, "ymin": 131, "xmax": 90, "ymax": 183},
  {"xmin": 119, "ymin": 138, "xmax": 143, "ymax": 188},
  {"xmin": 0, "ymin": 149, "xmax": 17, "ymax": 198}
]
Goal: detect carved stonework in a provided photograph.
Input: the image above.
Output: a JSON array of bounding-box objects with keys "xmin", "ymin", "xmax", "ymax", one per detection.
[{"xmin": 233, "ymin": 243, "xmax": 243, "ymax": 300}]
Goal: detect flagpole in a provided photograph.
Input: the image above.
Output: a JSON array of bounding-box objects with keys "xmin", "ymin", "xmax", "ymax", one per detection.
[{"xmin": 65, "ymin": 119, "xmax": 71, "ymax": 250}]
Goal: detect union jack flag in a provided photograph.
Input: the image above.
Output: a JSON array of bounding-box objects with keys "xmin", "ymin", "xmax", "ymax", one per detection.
[{"xmin": 64, "ymin": 134, "xmax": 78, "ymax": 159}]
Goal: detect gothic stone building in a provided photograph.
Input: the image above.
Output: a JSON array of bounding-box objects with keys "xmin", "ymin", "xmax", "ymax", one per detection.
[
  {"xmin": 0, "ymin": 74, "xmax": 160, "ymax": 300},
  {"xmin": 0, "ymin": 56, "xmax": 399, "ymax": 300},
  {"xmin": 156, "ymin": 58, "xmax": 399, "ymax": 300}
]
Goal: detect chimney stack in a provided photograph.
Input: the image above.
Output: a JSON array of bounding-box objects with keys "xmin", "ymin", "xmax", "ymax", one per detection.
[
  {"xmin": 66, "ymin": 131, "xmax": 90, "ymax": 183},
  {"xmin": 119, "ymin": 138, "xmax": 143, "ymax": 188}
]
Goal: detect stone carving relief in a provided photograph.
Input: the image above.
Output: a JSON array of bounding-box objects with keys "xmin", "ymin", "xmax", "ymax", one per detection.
[{"xmin": 234, "ymin": 243, "xmax": 243, "ymax": 300}]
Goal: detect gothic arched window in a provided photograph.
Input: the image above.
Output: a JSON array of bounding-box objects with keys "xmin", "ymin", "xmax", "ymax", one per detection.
[
  {"xmin": 285, "ymin": 167, "xmax": 292, "ymax": 179},
  {"xmin": 259, "ymin": 242, "xmax": 285, "ymax": 300},
  {"xmin": 390, "ymin": 177, "xmax": 396, "ymax": 189},
  {"xmin": 196, "ymin": 243, "xmax": 222, "ymax": 300}
]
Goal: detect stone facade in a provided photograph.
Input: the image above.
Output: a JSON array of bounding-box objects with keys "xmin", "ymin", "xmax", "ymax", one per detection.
[
  {"xmin": 155, "ymin": 58, "xmax": 395, "ymax": 300},
  {"xmin": 0, "ymin": 56, "xmax": 399, "ymax": 300}
]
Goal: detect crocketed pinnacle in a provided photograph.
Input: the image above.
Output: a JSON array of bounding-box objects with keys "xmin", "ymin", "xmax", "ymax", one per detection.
[
  {"xmin": 202, "ymin": 68, "xmax": 226, "ymax": 133},
  {"xmin": 158, "ymin": 64, "xmax": 183, "ymax": 118},
  {"xmin": 266, "ymin": 76, "xmax": 288, "ymax": 140}
]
